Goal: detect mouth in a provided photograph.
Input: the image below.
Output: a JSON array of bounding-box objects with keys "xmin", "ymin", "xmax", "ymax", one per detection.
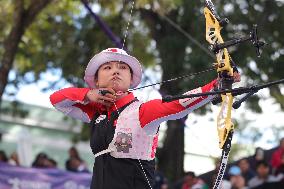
[
  {"xmin": 110, "ymin": 77, "xmax": 121, "ymax": 88},
  {"xmin": 111, "ymin": 76, "xmax": 121, "ymax": 81}
]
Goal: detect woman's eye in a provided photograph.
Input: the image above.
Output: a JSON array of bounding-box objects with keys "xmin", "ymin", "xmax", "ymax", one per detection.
[
  {"xmin": 120, "ymin": 65, "xmax": 127, "ymax": 69},
  {"xmin": 104, "ymin": 66, "xmax": 111, "ymax": 69}
]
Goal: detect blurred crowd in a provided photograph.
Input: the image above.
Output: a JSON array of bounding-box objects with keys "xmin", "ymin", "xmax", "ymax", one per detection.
[
  {"xmin": 153, "ymin": 138, "xmax": 284, "ymax": 189},
  {"xmin": 1, "ymin": 138, "xmax": 284, "ymax": 189},
  {"xmin": 0, "ymin": 146, "xmax": 89, "ymax": 173}
]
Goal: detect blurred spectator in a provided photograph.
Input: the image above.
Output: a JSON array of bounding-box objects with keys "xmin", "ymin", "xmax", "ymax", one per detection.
[
  {"xmin": 275, "ymin": 153, "xmax": 284, "ymax": 176},
  {"xmin": 32, "ymin": 152, "xmax": 48, "ymax": 168},
  {"xmin": 0, "ymin": 150, "xmax": 8, "ymax": 162},
  {"xmin": 65, "ymin": 146, "xmax": 85, "ymax": 172},
  {"xmin": 8, "ymin": 152, "xmax": 20, "ymax": 166},
  {"xmin": 153, "ymin": 170, "xmax": 167, "ymax": 189},
  {"xmin": 153, "ymin": 161, "xmax": 168, "ymax": 189},
  {"xmin": 228, "ymin": 165, "xmax": 248, "ymax": 189},
  {"xmin": 191, "ymin": 178, "xmax": 208, "ymax": 189},
  {"xmin": 270, "ymin": 138, "xmax": 284, "ymax": 174},
  {"xmin": 238, "ymin": 158, "xmax": 255, "ymax": 185},
  {"xmin": 248, "ymin": 160, "xmax": 282, "ymax": 188},
  {"xmin": 68, "ymin": 157, "xmax": 89, "ymax": 173},
  {"xmin": 172, "ymin": 171, "xmax": 193, "ymax": 189},
  {"xmin": 44, "ymin": 158, "xmax": 57, "ymax": 168},
  {"xmin": 181, "ymin": 171, "xmax": 195, "ymax": 189},
  {"xmin": 174, "ymin": 171, "xmax": 208, "ymax": 189},
  {"xmin": 250, "ymin": 147, "xmax": 265, "ymax": 171},
  {"xmin": 161, "ymin": 183, "xmax": 168, "ymax": 189}
]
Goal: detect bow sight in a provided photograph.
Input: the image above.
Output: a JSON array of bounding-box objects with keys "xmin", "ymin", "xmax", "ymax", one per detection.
[
  {"xmin": 210, "ymin": 25, "xmax": 266, "ymax": 57},
  {"xmin": 205, "ymin": 0, "xmax": 266, "ymax": 57}
]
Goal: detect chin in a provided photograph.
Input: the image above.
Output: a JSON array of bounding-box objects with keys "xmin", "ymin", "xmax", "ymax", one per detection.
[
  {"xmin": 113, "ymin": 87, "xmax": 126, "ymax": 92},
  {"xmin": 111, "ymin": 83, "xmax": 126, "ymax": 90}
]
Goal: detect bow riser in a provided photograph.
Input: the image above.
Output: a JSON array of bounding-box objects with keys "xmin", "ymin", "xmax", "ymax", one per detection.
[
  {"xmin": 204, "ymin": 7, "xmax": 234, "ymax": 78},
  {"xmin": 204, "ymin": 6, "xmax": 235, "ymax": 150}
]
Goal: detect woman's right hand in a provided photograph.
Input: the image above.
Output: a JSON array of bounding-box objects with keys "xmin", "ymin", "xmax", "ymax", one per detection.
[{"xmin": 85, "ymin": 88, "xmax": 116, "ymax": 107}]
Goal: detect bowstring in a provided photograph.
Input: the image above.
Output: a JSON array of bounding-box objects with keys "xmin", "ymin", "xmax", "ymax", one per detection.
[
  {"xmin": 121, "ymin": 0, "xmax": 134, "ymax": 50},
  {"xmin": 115, "ymin": 1, "xmax": 153, "ymax": 188},
  {"xmin": 129, "ymin": 67, "xmax": 215, "ymax": 92}
]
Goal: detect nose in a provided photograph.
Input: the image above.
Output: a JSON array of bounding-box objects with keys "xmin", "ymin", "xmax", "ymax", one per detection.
[
  {"xmin": 112, "ymin": 69, "xmax": 119, "ymax": 76},
  {"xmin": 112, "ymin": 64, "xmax": 120, "ymax": 75}
]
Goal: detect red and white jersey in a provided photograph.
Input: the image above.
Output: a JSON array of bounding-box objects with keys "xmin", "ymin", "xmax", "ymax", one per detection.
[
  {"xmin": 49, "ymin": 79, "xmax": 217, "ymax": 133},
  {"xmin": 107, "ymin": 101, "xmax": 159, "ymax": 160}
]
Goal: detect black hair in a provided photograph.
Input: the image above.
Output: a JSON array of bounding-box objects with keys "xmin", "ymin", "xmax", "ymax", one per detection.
[
  {"xmin": 256, "ymin": 160, "xmax": 269, "ymax": 168},
  {"xmin": 0, "ymin": 150, "xmax": 8, "ymax": 162},
  {"xmin": 184, "ymin": 171, "xmax": 196, "ymax": 178},
  {"xmin": 48, "ymin": 158, "xmax": 57, "ymax": 166},
  {"xmin": 238, "ymin": 157, "xmax": 249, "ymax": 164}
]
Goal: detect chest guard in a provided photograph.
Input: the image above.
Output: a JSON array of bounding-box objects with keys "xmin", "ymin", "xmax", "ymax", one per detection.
[{"xmin": 95, "ymin": 101, "xmax": 159, "ymax": 161}]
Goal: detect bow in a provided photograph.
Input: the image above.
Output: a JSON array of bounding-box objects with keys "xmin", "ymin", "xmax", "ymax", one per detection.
[
  {"xmin": 200, "ymin": 1, "xmax": 238, "ymax": 187},
  {"xmin": 162, "ymin": 0, "xmax": 267, "ymax": 188},
  {"xmin": 204, "ymin": 0, "xmax": 235, "ymax": 151}
]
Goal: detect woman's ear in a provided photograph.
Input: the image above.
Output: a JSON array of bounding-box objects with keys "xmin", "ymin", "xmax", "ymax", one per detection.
[
  {"xmin": 94, "ymin": 76, "xmax": 99, "ymax": 88},
  {"xmin": 130, "ymin": 76, "xmax": 134, "ymax": 87}
]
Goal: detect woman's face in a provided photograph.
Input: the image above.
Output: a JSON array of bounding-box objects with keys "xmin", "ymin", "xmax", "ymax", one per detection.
[{"xmin": 96, "ymin": 61, "xmax": 132, "ymax": 92}]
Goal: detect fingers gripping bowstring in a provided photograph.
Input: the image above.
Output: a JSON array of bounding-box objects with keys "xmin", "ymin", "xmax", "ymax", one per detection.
[{"xmin": 116, "ymin": 1, "xmax": 153, "ymax": 188}]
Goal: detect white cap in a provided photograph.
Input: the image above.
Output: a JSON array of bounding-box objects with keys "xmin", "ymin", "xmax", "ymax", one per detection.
[{"xmin": 84, "ymin": 48, "xmax": 142, "ymax": 88}]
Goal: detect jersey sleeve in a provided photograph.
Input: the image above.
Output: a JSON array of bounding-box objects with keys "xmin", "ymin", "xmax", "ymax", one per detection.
[
  {"xmin": 50, "ymin": 87, "xmax": 100, "ymax": 123},
  {"xmin": 139, "ymin": 79, "xmax": 217, "ymax": 133}
]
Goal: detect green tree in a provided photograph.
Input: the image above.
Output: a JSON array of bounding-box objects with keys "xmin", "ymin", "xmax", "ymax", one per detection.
[
  {"xmin": 1, "ymin": 0, "xmax": 155, "ymax": 94},
  {"xmin": 1, "ymin": 0, "xmax": 284, "ymax": 183},
  {"xmin": 0, "ymin": 0, "xmax": 53, "ymax": 105}
]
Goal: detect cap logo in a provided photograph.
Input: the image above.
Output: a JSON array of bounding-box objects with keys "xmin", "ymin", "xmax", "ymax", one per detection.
[{"xmin": 108, "ymin": 48, "xmax": 118, "ymax": 53}]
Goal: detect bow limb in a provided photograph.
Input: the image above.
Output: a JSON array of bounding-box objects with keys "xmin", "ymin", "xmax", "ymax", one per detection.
[
  {"xmin": 204, "ymin": 3, "xmax": 235, "ymax": 150},
  {"xmin": 204, "ymin": 2, "xmax": 235, "ymax": 189},
  {"xmin": 217, "ymin": 94, "xmax": 234, "ymax": 148},
  {"xmin": 204, "ymin": 4, "xmax": 233, "ymax": 76}
]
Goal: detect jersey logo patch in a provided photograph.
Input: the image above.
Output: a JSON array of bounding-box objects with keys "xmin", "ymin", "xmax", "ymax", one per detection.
[
  {"xmin": 114, "ymin": 132, "xmax": 132, "ymax": 153},
  {"xmin": 95, "ymin": 115, "xmax": 106, "ymax": 124}
]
